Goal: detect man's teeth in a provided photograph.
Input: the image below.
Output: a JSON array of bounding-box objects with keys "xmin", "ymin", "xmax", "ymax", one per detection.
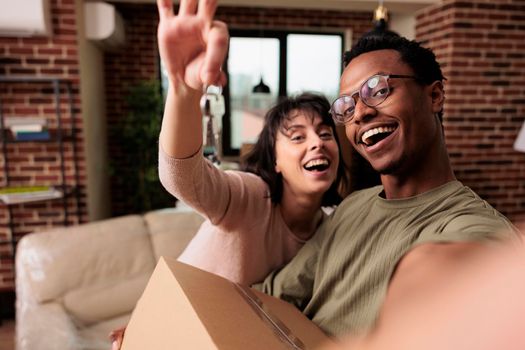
[
  {"xmin": 305, "ymin": 159, "xmax": 329, "ymax": 168},
  {"xmin": 361, "ymin": 126, "xmax": 396, "ymax": 145}
]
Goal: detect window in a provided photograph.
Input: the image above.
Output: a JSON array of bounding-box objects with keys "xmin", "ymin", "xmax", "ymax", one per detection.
[
  {"xmin": 227, "ymin": 37, "xmax": 280, "ymax": 150},
  {"xmin": 223, "ymin": 29, "xmax": 343, "ymax": 156},
  {"xmin": 286, "ymin": 34, "xmax": 342, "ymax": 100}
]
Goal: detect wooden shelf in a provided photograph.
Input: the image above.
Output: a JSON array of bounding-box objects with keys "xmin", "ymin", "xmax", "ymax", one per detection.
[
  {"xmin": 0, "ymin": 187, "xmax": 62, "ymax": 205},
  {"xmin": 0, "ymin": 186, "xmax": 78, "ymax": 206},
  {"xmin": 0, "ymin": 76, "xmax": 81, "ymax": 264}
]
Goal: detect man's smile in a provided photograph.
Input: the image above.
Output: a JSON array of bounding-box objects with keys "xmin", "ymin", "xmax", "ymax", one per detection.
[
  {"xmin": 358, "ymin": 123, "xmax": 398, "ymax": 147},
  {"xmin": 361, "ymin": 126, "xmax": 396, "ymax": 146}
]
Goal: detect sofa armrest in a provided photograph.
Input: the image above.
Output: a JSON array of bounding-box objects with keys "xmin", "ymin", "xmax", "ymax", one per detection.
[
  {"xmin": 15, "ymin": 215, "xmax": 156, "ymax": 303},
  {"xmin": 16, "ymin": 238, "xmax": 81, "ymax": 350},
  {"xmin": 16, "ymin": 302, "xmax": 80, "ymax": 350}
]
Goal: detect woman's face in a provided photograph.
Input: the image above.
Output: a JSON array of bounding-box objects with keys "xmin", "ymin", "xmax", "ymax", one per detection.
[{"xmin": 274, "ymin": 110, "xmax": 340, "ymax": 202}]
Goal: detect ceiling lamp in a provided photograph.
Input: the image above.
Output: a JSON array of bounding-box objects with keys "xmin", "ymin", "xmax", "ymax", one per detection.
[
  {"xmin": 362, "ymin": 0, "xmax": 399, "ymax": 38},
  {"xmin": 252, "ymin": 77, "xmax": 270, "ymax": 94},
  {"xmin": 252, "ymin": 13, "xmax": 271, "ymax": 95}
]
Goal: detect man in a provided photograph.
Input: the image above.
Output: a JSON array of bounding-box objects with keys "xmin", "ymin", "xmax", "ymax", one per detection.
[{"xmin": 255, "ymin": 35, "xmax": 517, "ymax": 337}]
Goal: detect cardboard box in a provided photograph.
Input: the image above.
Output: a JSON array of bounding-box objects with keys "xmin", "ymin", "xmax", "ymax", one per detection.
[{"xmin": 121, "ymin": 256, "xmax": 334, "ymax": 350}]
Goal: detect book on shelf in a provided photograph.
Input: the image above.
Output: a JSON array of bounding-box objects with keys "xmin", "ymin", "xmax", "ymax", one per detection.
[
  {"xmin": 10, "ymin": 124, "xmax": 46, "ymax": 133},
  {"xmin": 3, "ymin": 116, "xmax": 50, "ymax": 140},
  {"xmin": 4, "ymin": 116, "xmax": 47, "ymax": 128},
  {"xmin": 0, "ymin": 186, "xmax": 63, "ymax": 205},
  {"xmin": 13, "ymin": 130, "xmax": 50, "ymax": 141}
]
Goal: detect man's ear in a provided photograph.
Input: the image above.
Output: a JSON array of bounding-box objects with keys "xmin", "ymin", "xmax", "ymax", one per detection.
[{"xmin": 430, "ymin": 81, "xmax": 445, "ymax": 113}]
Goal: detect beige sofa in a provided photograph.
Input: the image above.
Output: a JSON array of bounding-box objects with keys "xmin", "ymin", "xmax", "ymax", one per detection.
[{"xmin": 15, "ymin": 206, "xmax": 204, "ymax": 350}]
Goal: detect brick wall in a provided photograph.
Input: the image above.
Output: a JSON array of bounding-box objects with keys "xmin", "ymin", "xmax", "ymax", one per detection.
[
  {"xmin": 416, "ymin": 0, "xmax": 525, "ymax": 222},
  {"xmin": 215, "ymin": 6, "xmax": 371, "ymax": 34},
  {"xmin": 0, "ymin": 0, "xmax": 87, "ymax": 291}
]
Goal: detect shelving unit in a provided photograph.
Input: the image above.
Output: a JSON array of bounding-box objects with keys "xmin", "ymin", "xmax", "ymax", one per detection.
[{"xmin": 0, "ymin": 76, "xmax": 81, "ymax": 257}]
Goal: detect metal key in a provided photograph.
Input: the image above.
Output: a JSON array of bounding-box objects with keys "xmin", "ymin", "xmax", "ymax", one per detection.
[{"xmin": 200, "ymin": 86, "xmax": 225, "ymax": 165}]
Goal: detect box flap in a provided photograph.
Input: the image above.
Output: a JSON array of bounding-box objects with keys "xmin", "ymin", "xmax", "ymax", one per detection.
[{"xmin": 121, "ymin": 257, "xmax": 216, "ymax": 349}]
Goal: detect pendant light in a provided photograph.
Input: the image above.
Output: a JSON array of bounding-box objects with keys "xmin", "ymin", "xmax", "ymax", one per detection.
[
  {"xmin": 362, "ymin": 0, "xmax": 399, "ymax": 38},
  {"xmin": 252, "ymin": 77, "xmax": 271, "ymax": 93},
  {"xmin": 252, "ymin": 13, "xmax": 271, "ymax": 94}
]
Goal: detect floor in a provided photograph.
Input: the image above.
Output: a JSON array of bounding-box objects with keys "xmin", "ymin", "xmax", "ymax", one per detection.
[{"xmin": 0, "ymin": 319, "xmax": 15, "ymax": 350}]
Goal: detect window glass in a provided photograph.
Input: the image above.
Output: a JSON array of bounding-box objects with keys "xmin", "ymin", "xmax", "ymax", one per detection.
[
  {"xmin": 287, "ymin": 34, "xmax": 342, "ymax": 102},
  {"xmin": 228, "ymin": 37, "xmax": 280, "ymax": 149}
]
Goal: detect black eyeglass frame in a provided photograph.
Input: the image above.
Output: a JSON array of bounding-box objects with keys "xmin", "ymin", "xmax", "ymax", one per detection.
[{"xmin": 330, "ymin": 74, "xmax": 418, "ymax": 125}]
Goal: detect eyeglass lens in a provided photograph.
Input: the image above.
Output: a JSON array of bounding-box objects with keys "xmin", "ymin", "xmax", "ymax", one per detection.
[{"xmin": 331, "ymin": 75, "xmax": 390, "ymax": 124}]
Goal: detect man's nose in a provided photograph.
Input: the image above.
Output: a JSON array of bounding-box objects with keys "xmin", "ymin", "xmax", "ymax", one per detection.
[{"xmin": 352, "ymin": 98, "xmax": 377, "ymax": 123}]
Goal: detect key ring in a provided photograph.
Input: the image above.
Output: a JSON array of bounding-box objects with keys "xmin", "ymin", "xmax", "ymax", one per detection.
[
  {"xmin": 200, "ymin": 84, "xmax": 223, "ymax": 166},
  {"xmin": 203, "ymin": 85, "xmax": 222, "ymax": 96},
  {"xmin": 200, "ymin": 85, "xmax": 223, "ymax": 116}
]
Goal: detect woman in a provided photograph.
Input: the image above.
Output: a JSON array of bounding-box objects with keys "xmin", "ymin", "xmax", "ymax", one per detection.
[
  {"xmin": 154, "ymin": 0, "xmax": 349, "ymax": 286},
  {"xmin": 163, "ymin": 92, "xmax": 347, "ymax": 285}
]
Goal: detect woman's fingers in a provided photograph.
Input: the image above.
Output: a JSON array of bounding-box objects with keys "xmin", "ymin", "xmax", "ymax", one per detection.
[
  {"xmin": 199, "ymin": 1, "xmax": 224, "ymax": 86},
  {"xmin": 157, "ymin": 0, "xmax": 224, "ymax": 88},
  {"xmin": 157, "ymin": 0, "xmax": 174, "ymax": 20},
  {"xmin": 179, "ymin": 0, "xmax": 198, "ymax": 16},
  {"xmin": 108, "ymin": 327, "xmax": 126, "ymax": 350},
  {"xmin": 201, "ymin": 20, "xmax": 229, "ymax": 85},
  {"xmin": 197, "ymin": 0, "xmax": 218, "ymax": 24}
]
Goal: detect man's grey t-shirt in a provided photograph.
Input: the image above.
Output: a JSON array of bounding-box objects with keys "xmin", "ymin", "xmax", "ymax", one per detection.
[{"xmin": 258, "ymin": 181, "xmax": 516, "ymax": 337}]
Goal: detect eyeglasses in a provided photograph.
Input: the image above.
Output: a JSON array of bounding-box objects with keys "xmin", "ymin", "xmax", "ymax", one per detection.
[{"xmin": 330, "ymin": 74, "xmax": 418, "ymax": 124}]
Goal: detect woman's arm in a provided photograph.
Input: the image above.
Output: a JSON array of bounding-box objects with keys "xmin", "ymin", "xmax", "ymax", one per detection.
[
  {"xmin": 156, "ymin": 0, "xmax": 237, "ymax": 221},
  {"xmin": 156, "ymin": 0, "xmax": 228, "ymax": 159},
  {"xmin": 159, "ymin": 85, "xmax": 202, "ymax": 159}
]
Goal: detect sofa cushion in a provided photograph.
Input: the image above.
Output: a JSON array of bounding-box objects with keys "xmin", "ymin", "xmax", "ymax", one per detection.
[
  {"xmin": 144, "ymin": 208, "xmax": 205, "ymax": 261},
  {"xmin": 63, "ymin": 273, "xmax": 150, "ymax": 327},
  {"xmin": 16, "ymin": 215, "xmax": 157, "ymax": 303}
]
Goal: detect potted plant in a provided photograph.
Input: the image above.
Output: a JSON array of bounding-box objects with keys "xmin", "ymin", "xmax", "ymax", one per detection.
[{"xmin": 112, "ymin": 80, "xmax": 175, "ymax": 213}]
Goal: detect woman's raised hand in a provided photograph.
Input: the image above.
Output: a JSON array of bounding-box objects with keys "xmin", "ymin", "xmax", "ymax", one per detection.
[{"xmin": 156, "ymin": 0, "xmax": 229, "ymax": 91}]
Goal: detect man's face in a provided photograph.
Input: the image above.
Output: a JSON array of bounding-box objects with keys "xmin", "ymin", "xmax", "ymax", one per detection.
[{"xmin": 339, "ymin": 49, "xmax": 442, "ymax": 176}]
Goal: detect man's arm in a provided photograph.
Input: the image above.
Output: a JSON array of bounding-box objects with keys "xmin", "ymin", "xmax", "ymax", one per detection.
[
  {"xmin": 329, "ymin": 229, "xmax": 525, "ymax": 350},
  {"xmin": 378, "ymin": 241, "xmax": 492, "ymax": 323}
]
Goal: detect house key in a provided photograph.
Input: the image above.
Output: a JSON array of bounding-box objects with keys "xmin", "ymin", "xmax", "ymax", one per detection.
[{"xmin": 200, "ymin": 86, "xmax": 225, "ymax": 165}]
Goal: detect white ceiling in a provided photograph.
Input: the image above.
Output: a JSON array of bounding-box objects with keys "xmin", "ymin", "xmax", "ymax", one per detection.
[{"xmin": 103, "ymin": 0, "xmax": 439, "ymax": 14}]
